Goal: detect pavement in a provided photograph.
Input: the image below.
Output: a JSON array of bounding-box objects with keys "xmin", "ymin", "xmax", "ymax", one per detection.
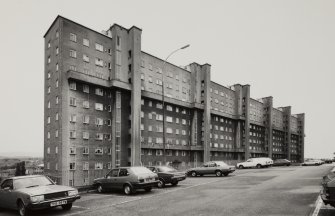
[{"xmin": 0, "ymin": 164, "xmax": 334, "ymax": 216}]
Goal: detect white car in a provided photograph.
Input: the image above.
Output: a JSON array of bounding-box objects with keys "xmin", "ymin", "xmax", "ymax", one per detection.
[
  {"xmin": 237, "ymin": 158, "xmax": 273, "ymax": 169},
  {"xmin": 302, "ymin": 160, "xmax": 321, "ymax": 166}
]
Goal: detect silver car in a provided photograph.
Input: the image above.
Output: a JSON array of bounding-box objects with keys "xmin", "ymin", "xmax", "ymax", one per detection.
[
  {"xmin": 0, "ymin": 175, "xmax": 80, "ymax": 216},
  {"xmin": 187, "ymin": 161, "xmax": 236, "ymax": 177}
]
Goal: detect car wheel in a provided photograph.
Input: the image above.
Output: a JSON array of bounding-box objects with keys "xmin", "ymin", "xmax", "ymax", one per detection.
[
  {"xmin": 18, "ymin": 200, "xmax": 28, "ymax": 216},
  {"xmin": 239, "ymin": 165, "xmax": 244, "ymax": 169},
  {"xmin": 124, "ymin": 184, "xmax": 134, "ymax": 195},
  {"xmin": 171, "ymin": 181, "xmax": 178, "ymax": 186},
  {"xmin": 215, "ymin": 170, "xmax": 222, "ymax": 177},
  {"xmin": 256, "ymin": 164, "xmax": 262, "ymax": 169},
  {"xmin": 157, "ymin": 179, "xmax": 165, "ymax": 188},
  {"xmin": 191, "ymin": 171, "xmax": 197, "ymax": 177},
  {"xmin": 223, "ymin": 173, "xmax": 229, "ymax": 177},
  {"xmin": 62, "ymin": 203, "xmax": 73, "ymax": 211},
  {"xmin": 97, "ymin": 184, "xmax": 104, "ymax": 193},
  {"xmin": 145, "ymin": 187, "xmax": 152, "ymax": 192}
]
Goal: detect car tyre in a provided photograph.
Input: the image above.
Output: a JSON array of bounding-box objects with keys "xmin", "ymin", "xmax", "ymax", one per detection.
[
  {"xmin": 256, "ymin": 164, "xmax": 262, "ymax": 169},
  {"xmin": 62, "ymin": 203, "xmax": 73, "ymax": 211},
  {"xmin": 215, "ymin": 170, "xmax": 222, "ymax": 177},
  {"xmin": 223, "ymin": 173, "xmax": 229, "ymax": 177},
  {"xmin": 191, "ymin": 171, "xmax": 197, "ymax": 177},
  {"xmin": 171, "ymin": 181, "xmax": 178, "ymax": 186},
  {"xmin": 157, "ymin": 179, "xmax": 165, "ymax": 188},
  {"xmin": 145, "ymin": 187, "xmax": 152, "ymax": 192},
  {"xmin": 97, "ymin": 184, "xmax": 104, "ymax": 193},
  {"xmin": 239, "ymin": 165, "xmax": 244, "ymax": 169},
  {"xmin": 124, "ymin": 184, "xmax": 134, "ymax": 195},
  {"xmin": 18, "ymin": 200, "xmax": 28, "ymax": 216}
]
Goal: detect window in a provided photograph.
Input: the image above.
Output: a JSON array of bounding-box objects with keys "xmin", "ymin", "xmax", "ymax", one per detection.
[
  {"xmin": 55, "ymin": 113, "xmax": 59, "ymax": 121},
  {"xmin": 70, "ymin": 49, "xmax": 77, "ymax": 58},
  {"xmin": 156, "ymin": 150, "xmax": 163, "ymax": 156},
  {"xmin": 116, "ymin": 36, "xmax": 121, "ymax": 49},
  {"xmin": 83, "ymin": 101, "xmax": 89, "ymax": 108},
  {"xmin": 47, "ymin": 41, "xmax": 51, "ymax": 48},
  {"xmin": 166, "ymin": 128, "xmax": 173, "ymax": 134},
  {"xmin": 182, "ymin": 130, "xmax": 186, "ymax": 135},
  {"xmin": 83, "ymin": 132, "xmax": 89, "ymax": 140},
  {"xmin": 156, "ymin": 126, "xmax": 163, "ymax": 133},
  {"xmin": 148, "ymin": 125, "xmax": 152, "ymax": 131},
  {"xmin": 56, "ymin": 47, "xmax": 59, "ymax": 55},
  {"xmin": 56, "ymin": 63, "xmax": 59, "ymax": 71},
  {"xmin": 95, "ymin": 133, "xmax": 103, "ymax": 141},
  {"xmin": 182, "ymin": 151, "xmax": 186, "ymax": 156},
  {"xmin": 47, "ymin": 101, "xmax": 50, "ymax": 109},
  {"xmin": 108, "ymin": 105, "xmax": 112, "ymax": 112},
  {"xmin": 83, "ymin": 115, "xmax": 90, "ymax": 124},
  {"xmin": 69, "ymin": 65, "xmax": 76, "ymax": 71},
  {"xmin": 47, "ymin": 71, "xmax": 51, "ymax": 79},
  {"xmin": 47, "ymin": 147, "xmax": 50, "ymax": 154},
  {"xmin": 106, "ymin": 119, "xmax": 112, "ymax": 126},
  {"xmin": 95, "ymin": 118, "xmax": 103, "ymax": 126},
  {"xmin": 95, "ymin": 147, "xmax": 103, "ymax": 154},
  {"xmin": 55, "ymin": 146, "xmax": 58, "ymax": 154},
  {"xmin": 83, "ymin": 84, "xmax": 89, "ymax": 93},
  {"xmin": 69, "ymin": 81, "xmax": 76, "ymax": 90},
  {"xmin": 83, "ymin": 54, "xmax": 90, "ymax": 62},
  {"xmin": 47, "ymin": 116, "xmax": 50, "ymax": 124},
  {"xmin": 95, "ymin": 43, "xmax": 104, "ymax": 52},
  {"xmin": 95, "ymin": 88, "xmax": 104, "ymax": 96},
  {"xmin": 56, "ymin": 96, "xmax": 59, "ymax": 104},
  {"xmin": 70, "ymin": 130, "xmax": 76, "ymax": 139},
  {"xmin": 148, "ymin": 101, "xmax": 152, "ymax": 107},
  {"xmin": 55, "ymin": 130, "xmax": 58, "ymax": 138},
  {"xmin": 70, "ymin": 147, "xmax": 76, "ymax": 155},
  {"xmin": 141, "ymin": 73, "xmax": 145, "ymax": 80},
  {"xmin": 95, "ymin": 58, "xmax": 104, "ymax": 67},
  {"xmin": 166, "ymin": 105, "xmax": 173, "ymax": 111},
  {"xmin": 141, "ymin": 111, "xmax": 144, "ymax": 118},
  {"xmin": 176, "ymin": 107, "xmax": 179, "ymax": 113},
  {"xmin": 47, "ymin": 86, "xmax": 51, "ymax": 94},
  {"xmin": 47, "ymin": 56, "xmax": 51, "ymax": 64},
  {"xmin": 182, "ymin": 119, "xmax": 187, "ymax": 125},
  {"xmin": 107, "ymin": 162, "xmax": 112, "ymax": 169},
  {"xmin": 56, "ymin": 80, "xmax": 59, "ymax": 88},
  {"xmin": 55, "ymin": 30, "xmax": 59, "ymax": 38},
  {"xmin": 166, "ymin": 116, "xmax": 173, "ymax": 123},
  {"xmin": 141, "ymin": 59, "xmax": 145, "ymax": 67},
  {"xmin": 148, "ymin": 113, "xmax": 152, "ymax": 119},
  {"xmin": 95, "ymin": 162, "xmax": 103, "ymax": 170},
  {"xmin": 157, "ymin": 67, "xmax": 162, "ymax": 74},
  {"xmin": 83, "ymin": 38, "xmax": 89, "ymax": 47},
  {"xmin": 156, "ymin": 103, "xmax": 163, "ymax": 109},
  {"xmin": 95, "ymin": 103, "xmax": 103, "ymax": 111},
  {"xmin": 83, "ymin": 162, "xmax": 89, "ymax": 170},
  {"xmin": 176, "ymin": 129, "xmax": 179, "ymax": 135},
  {"xmin": 70, "ymin": 33, "xmax": 77, "ymax": 42},
  {"xmin": 148, "ymin": 76, "xmax": 153, "ymax": 83},
  {"xmin": 156, "ymin": 79, "xmax": 163, "ymax": 86},
  {"xmin": 176, "ymin": 118, "xmax": 179, "ymax": 124},
  {"xmin": 156, "ymin": 114, "xmax": 163, "ymax": 121},
  {"xmin": 140, "ymin": 124, "xmax": 144, "ymax": 130}
]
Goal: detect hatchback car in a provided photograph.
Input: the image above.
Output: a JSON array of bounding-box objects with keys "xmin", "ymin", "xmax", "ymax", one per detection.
[
  {"xmin": 0, "ymin": 175, "xmax": 80, "ymax": 216},
  {"xmin": 93, "ymin": 167, "xmax": 158, "ymax": 195},
  {"xmin": 321, "ymin": 171, "xmax": 335, "ymax": 208},
  {"xmin": 273, "ymin": 159, "xmax": 291, "ymax": 166},
  {"xmin": 186, "ymin": 161, "xmax": 235, "ymax": 177},
  {"xmin": 147, "ymin": 166, "xmax": 186, "ymax": 188},
  {"xmin": 301, "ymin": 160, "xmax": 321, "ymax": 166}
]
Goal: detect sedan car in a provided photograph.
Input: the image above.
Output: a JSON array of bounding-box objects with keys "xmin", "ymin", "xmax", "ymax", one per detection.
[
  {"xmin": 302, "ymin": 160, "xmax": 321, "ymax": 166},
  {"xmin": 93, "ymin": 167, "xmax": 158, "ymax": 195},
  {"xmin": 273, "ymin": 159, "xmax": 291, "ymax": 166},
  {"xmin": 321, "ymin": 171, "xmax": 335, "ymax": 208},
  {"xmin": 186, "ymin": 161, "xmax": 235, "ymax": 177},
  {"xmin": 147, "ymin": 166, "xmax": 186, "ymax": 188},
  {"xmin": 0, "ymin": 175, "xmax": 80, "ymax": 216}
]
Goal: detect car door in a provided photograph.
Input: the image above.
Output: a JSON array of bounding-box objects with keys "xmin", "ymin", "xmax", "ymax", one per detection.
[
  {"xmin": 105, "ymin": 169, "xmax": 119, "ymax": 190},
  {"xmin": 198, "ymin": 163, "xmax": 209, "ymax": 174},
  {"xmin": 116, "ymin": 169, "xmax": 129, "ymax": 189},
  {"xmin": 245, "ymin": 159, "xmax": 254, "ymax": 168},
  {"xmin": 0, "ymin": 179, "xmax": 16, "ymax": 209},
  {"xmin": 207, "ymin": 162, "xmax": 217, "ymax": 174}
]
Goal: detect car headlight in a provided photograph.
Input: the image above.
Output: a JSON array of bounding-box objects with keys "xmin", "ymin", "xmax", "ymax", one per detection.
[
  {"xmin": 30, "ymin": 195, "xmax": 44, "ymax": 203},
  {"xmin": 68, "ymin": 190, "xmax": 78, "ymax": 196}
]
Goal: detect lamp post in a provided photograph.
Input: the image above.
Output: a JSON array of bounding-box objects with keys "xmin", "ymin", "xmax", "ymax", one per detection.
[{"xmin": 162, "ymin": 44, "xmax": 190, "ymax": 165}]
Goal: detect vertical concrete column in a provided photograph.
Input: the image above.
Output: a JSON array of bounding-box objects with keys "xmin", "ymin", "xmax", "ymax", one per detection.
[
  {"xmin": 233, "ymin": 84, "xmax": 243, "ymax": 150},
  {"xmin": 263, "ymin": 97, "xmax": 273, "ymax": 158},
  {"xmin": 129, "ymin": 27, "xmax": 142, "ymax": 166},
  {"xmin": 297, "ymin": 113, "xmax": 305, "ymax": 162},
  {"xmin": 282, "ymin": 107, "xmax": 292, "ymax": 160},
  {"xmin": 202, "ymin": 64, "xmax": 211, "ymax": 163},
  {"xmin": 243, "ymin": 85, "xmax": 251, "ymax": 160}
]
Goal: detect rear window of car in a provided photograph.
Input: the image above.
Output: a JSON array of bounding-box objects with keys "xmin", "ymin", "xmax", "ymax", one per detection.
[
  {"xmin": 131, "ymin": 167, "xmax": 152, "ymax": 175},
  {"xmin": 158, "ymin": 167, "xmax": 176, "ymax": 172}
]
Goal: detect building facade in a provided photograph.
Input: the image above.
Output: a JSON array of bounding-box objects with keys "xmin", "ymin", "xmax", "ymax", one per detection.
[{"xmin": 44, "ymin": 16, "xmax": 305, "ymax": 186}]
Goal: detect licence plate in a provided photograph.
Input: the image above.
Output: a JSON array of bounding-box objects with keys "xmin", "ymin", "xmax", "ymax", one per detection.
[{"xmin": 50, "ymin": 200, "xmax": 67, "ymax": 207}]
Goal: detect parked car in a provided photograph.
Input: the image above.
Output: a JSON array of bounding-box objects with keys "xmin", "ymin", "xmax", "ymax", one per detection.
[
  {"xmin": 93, "ymin": 167, "xmax": 158, "ymax": 195},
  {"xmin": 320, "ymin": 171, "xmax": 335, "ymax": 208},
  {"xmin": 186, "ymin": 161, "xmax": 235, "ymax": 177},
  {"xmin": 301, "ymin": 160, "xmax": 321, "ymax": 166},
  {"xmin": 273, "ymin": 159, "xmax": 291, "ymax": 166},
  {"xmin": 323, "ymin": 159, "xmax": 333, "ymax": 164},
  {"xmin": 0, "ymin": 175, "xmax": 80, "ymax": 216},
  {"xmin": 147, "ymin": 166, "xmax": 186, "ymax": 188},
  {"xmin": 237, "ymin": 157, "xmax": 273, "ymax": 169}
]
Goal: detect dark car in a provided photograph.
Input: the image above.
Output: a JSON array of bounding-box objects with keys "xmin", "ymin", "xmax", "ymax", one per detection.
[
  {"xmin": 93, "ymin": 167, "xmax": 158, "ymax": 195},
  {"xmin": 320, "ymin": 171, "xmax": 335, "ymax": 208},
  {"xmin": 273, "ymin": 159, "xmax": 291, "ymax": 166},
  {"xmin": 0, "ymin": 175, "xmax": 80, "ymax": 216},
  {"xmin": 147, "ymin": 166, "xmax": 186, "ymax": 188},
  {"xmin": 186, "ymin": 161, "xmax": 235, "ymax": 177}
]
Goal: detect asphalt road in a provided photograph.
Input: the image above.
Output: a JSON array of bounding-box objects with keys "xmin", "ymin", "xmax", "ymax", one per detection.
[{"xmin": 1, "ymin": 164, "xmax": 334, "ymax": 216}]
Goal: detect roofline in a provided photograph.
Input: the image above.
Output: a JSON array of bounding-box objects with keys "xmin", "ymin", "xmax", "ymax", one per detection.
[
  {"xmin": 211, "ymin": 81, "xmax": 236, "ymax": 92},
  {"xmin": 44, "ymin": 15, "xmax": 113, "ymax": 39},
  {"xmin": 141, "ymin": 51, "xmax": 191, "ymax": 74}
]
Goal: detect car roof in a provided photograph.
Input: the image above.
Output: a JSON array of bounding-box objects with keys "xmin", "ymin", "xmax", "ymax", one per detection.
[{"xmin": 6, "ymin": 175, "xmax": 45, "ymax": 180}]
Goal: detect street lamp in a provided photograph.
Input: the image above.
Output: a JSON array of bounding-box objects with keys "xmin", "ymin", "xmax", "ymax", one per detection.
[{"xmin": 162, "ymin": 44, "xmax": 190, "ymax": 165}]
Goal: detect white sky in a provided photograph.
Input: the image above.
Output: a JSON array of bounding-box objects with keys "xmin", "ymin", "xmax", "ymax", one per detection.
[{"xmin": 0, "ymin": 0, "xmax": 334, "ymax": 158}]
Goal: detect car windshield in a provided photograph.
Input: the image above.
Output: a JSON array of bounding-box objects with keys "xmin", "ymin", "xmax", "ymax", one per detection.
[
  {"xmin": 157, "ymin": 166, "xmax": 176, "ymax": 172},
  {"xmin": 131, "ymin": 167, "xmax": 152, "ymax": 175},
  {"xmin": 14, "ymin": 176, "xmax": 53, "ymax": 189}
]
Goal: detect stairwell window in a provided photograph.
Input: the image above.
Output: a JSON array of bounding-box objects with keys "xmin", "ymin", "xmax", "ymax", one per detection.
[
  {"xmin": 95, "ymin": 43, "xmax": 104, "ymax": 52},
  {"xmin": 69, "ymin": 49, "xmax": 77, "ymax": 58},
  {"xmin": 70, "ymin": 33, "xmax": 77, "ymax": 42},
  {"xmin": 83, "ymin": 38, "xmax": 90, "ymax": 47},
  {"xmin": 69, "ymin": 81, "xmax": 76, "ymax": 90}
]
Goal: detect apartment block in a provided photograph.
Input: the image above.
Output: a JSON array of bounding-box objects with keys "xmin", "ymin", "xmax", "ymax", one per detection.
[{"xmin": 44, "ymin": 16, "xmax": 305, "ymax": 186}]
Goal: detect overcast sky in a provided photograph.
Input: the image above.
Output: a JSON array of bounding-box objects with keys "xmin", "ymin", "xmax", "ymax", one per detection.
[{"xmin": 0, "ymin": 0, "xmax": 334, "ymax": 158}]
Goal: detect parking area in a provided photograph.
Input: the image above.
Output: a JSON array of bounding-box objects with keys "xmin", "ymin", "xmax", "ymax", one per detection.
[{"xmin": 0, "ymin": 165, "xmax": 334, "ymax": 216}]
